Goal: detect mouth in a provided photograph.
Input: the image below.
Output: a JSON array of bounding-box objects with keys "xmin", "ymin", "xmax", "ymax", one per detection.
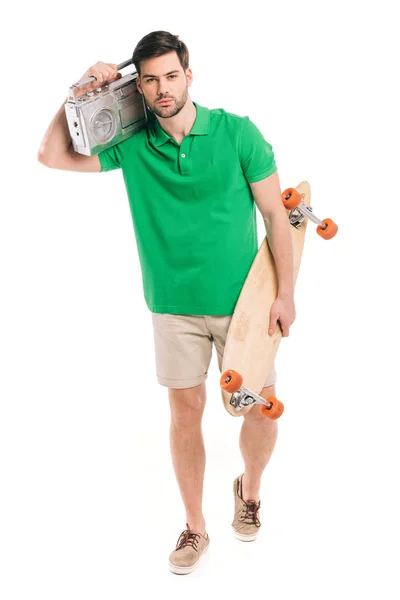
[{"xmin": 158, "ymin": 99, "xmax": 173, "ymax": 105}]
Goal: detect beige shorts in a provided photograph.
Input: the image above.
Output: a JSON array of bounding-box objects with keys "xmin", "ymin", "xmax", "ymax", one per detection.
[{"xmin": 151, "ymin": 313, "xmax": 277, "ymax": 389}]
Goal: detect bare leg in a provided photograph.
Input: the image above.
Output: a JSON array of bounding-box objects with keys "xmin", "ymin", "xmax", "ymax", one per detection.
[
  {"xmin": 239, "ymin": 384, "xmax": 278, "ymax": 502},
  {"xmin": 168, "ymin": 382, "xmax": 207, "ymax": 534}
]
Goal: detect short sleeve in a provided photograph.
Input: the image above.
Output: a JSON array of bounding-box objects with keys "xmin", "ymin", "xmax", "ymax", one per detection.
[
  {"xmin": 239, "ymin": 116, "xmax": 277, "ymax": 183},
  {"xmin": 98, "ymin": 135, "xmax": 136, "ymax": 172}
]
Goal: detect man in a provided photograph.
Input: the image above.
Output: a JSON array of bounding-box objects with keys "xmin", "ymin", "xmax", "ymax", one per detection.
[{"xmin": 38, "ymin": 30, "xmax": 296, "ymax": 575}]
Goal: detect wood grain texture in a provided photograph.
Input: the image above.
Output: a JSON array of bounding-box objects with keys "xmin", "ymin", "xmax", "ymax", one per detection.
[{"xmin": 221, "ymin": 181, "xmax": 311, "ymax": 416}]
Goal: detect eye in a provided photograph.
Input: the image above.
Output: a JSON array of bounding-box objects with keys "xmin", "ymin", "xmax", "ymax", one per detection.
[{"xmin": 146, "ymin": 75, "xmax": 176, "ymax": 82}]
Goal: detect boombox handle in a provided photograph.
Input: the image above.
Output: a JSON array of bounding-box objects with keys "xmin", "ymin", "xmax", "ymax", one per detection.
[{"xmin": 68, "ymin": 58, "xmax": 135, "ymax": 100}]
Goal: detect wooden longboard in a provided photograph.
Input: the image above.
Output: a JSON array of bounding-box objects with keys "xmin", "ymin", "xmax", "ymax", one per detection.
[{"xmin": 221, "ymin": 181, "xmax": 311, "ymax": 417}]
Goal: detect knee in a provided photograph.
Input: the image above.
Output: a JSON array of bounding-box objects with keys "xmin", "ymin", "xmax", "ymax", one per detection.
[
  {"xmin": 243, "ymin": 406, "xmax": 279, "ymax": 436},
  {"xmin": 168, "ymin": 383, "xmax": 206, "ymax": 427},
  {"xmin": 243, "ymin": 385, "xmax": 277, "ymax": 424},
  {"xmin": 243, "ymin": 404, "xmax": 270, "ymax": 423}
]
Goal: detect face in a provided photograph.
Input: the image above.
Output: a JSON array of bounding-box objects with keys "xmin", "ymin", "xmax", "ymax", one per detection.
[{"xmin": 136, "ymin": 51, "xmax": 193, "ymax": 119}]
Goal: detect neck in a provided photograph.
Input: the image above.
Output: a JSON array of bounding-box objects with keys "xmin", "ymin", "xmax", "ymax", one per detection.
[{"xmin": 155, "ymin": 99, "xmax": 197, "ymax": 142}]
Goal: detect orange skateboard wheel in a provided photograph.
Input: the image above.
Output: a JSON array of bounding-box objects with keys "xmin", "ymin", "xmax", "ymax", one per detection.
[
  {"xmin": 261, "ymin": 397, "xmax": 284, "ymax": 419},
  {"xmin": 317, "ymin": 218, "xmax": 338, "ymax": 240},
  {"xmin": 282, "ymin": 187, "xmax": 302, "ymax": 210},
  {"xmin": 220, "ymin": 369, "xmax": 243, "ymax": 393}
]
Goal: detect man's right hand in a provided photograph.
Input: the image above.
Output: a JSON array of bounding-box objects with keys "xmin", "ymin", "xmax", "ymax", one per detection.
[{"xmin": 75, "ymin": 62, "xmax": 122, "ymax": 97}]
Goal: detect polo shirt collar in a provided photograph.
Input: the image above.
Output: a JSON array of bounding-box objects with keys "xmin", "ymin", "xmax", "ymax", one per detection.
[{"xmin": 149, "ymin": 101, "xmax": 209, "ymax": 147}]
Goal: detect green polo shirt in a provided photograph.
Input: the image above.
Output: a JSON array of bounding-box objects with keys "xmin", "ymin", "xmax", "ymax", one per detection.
[{"xmin": 98, "ymin": 101, "xmax": 277, "ymax": 315}]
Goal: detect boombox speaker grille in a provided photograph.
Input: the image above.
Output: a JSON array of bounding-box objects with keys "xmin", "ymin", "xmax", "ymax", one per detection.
[{"xmin": 90, "ymin": 108, "xmax": 118, "ymax": 144}]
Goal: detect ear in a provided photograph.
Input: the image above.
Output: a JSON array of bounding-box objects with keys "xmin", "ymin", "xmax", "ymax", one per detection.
[
  {"xmin": 186, "ymin": 68, "xmax": 193, "ymax": 87},
  {"xmin": 136, "ymin": 76, "xmax": 143, "ymax": 94}
]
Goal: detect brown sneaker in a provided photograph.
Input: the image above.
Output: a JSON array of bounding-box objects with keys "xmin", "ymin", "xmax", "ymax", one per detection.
[
  {"xmin": 168, "ymin": 523, "xmax": 210, "ymax": 575},
  {"xmin": 232, "ymin": 473, "xmax": 261, "ymax": 542}
]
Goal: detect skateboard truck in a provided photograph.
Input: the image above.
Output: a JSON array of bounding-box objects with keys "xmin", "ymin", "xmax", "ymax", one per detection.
[
  {"xmin": 220, "ymin": 370, "xmax": 284, "ymax": 419},
  {"xmin": 282, "ymin": 188, "xmax": 338, "ymax": 239}
]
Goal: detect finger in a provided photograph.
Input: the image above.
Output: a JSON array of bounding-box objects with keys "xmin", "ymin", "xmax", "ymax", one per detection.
[
  {"xmin": 109, "ymin": 71, "xmax": 122, "ymax": 83},
  {"xmin": 102, "ymin": 67, "xmax": 114, "ymax": 81},
  {"xmin": 87, "ymin": 68, "xmax": 103, "ymax": 86},
  {"xmin": 112, "ymin": 64, "xmax": 121, "ymax": 79},
  {"xmin": 268, "ymin": 314, "xmax": 279, "ymax": 336},
  {"xmin": 105, "ymin": 67, "xmax": 121, "ymax": 83},
  {"xmin": 105, "ymin": 63, "xmax": 119, "ymax": 80},
  {"xmin": 280, "ymin": 320, "xmax": 289, "ymax": 337}
]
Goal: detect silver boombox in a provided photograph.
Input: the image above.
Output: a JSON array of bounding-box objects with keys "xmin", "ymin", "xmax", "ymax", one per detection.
[{"xmin": 65, "ymin": 58, "xmax": 152, "ymax": 156}]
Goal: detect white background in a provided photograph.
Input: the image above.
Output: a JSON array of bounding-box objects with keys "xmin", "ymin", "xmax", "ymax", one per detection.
[{"xmin": 1, "ymin": 0, "xmax": 399, "ymax": 597}]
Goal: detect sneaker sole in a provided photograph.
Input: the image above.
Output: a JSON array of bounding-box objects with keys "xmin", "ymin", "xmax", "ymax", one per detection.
[
  {"xmin": 168, "ymin": 542, "xmax": 210, "ymax": 575},
  {"xmin": 232, "ymin": 527, "xmax": 259, "ymax": 542}
]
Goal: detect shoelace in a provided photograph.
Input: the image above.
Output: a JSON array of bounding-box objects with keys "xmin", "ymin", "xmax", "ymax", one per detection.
[
  {"xmin": 241, "ymin": 500, "xmax": 261, "ymax": 527},
  {"xmin": 175, "ymin": 527, "xmax": 201, "ymax": 552}
]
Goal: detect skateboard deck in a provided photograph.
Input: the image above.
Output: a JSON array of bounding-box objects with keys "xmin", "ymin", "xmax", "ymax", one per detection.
[{"xmin": 220, "ymin": 181, "xmax": 311, "ymax": 417}]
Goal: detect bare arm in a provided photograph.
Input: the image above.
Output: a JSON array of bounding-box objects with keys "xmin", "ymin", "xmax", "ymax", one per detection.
[
  {"xmin": 37, "ymin": 62, "xmax": 120, "ymax": 172},
  {"xmin": 250, "ymin": 171, "xmax": 295, "ymax": 297}
]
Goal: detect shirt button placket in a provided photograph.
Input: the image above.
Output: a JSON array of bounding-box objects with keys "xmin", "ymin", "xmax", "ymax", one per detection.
[{"xmin": 179, "ymin": 144, "xmax": 189, "ymax": 175}]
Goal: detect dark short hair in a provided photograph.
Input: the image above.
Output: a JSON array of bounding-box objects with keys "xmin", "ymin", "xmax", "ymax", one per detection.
[{"xmin": 132, "ymin": 30, "xmax": 189, "ymax": 77}]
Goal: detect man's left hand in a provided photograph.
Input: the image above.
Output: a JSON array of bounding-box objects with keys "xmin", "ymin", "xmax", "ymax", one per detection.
[{"xmin": 268, "ymin": 294, "xmax": 296, "ymax": 337}]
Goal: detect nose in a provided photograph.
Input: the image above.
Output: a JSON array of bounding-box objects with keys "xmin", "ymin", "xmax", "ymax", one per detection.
[{"xmin": 157, "ymin": 77, "xmax": 170, "ymax": 96}]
